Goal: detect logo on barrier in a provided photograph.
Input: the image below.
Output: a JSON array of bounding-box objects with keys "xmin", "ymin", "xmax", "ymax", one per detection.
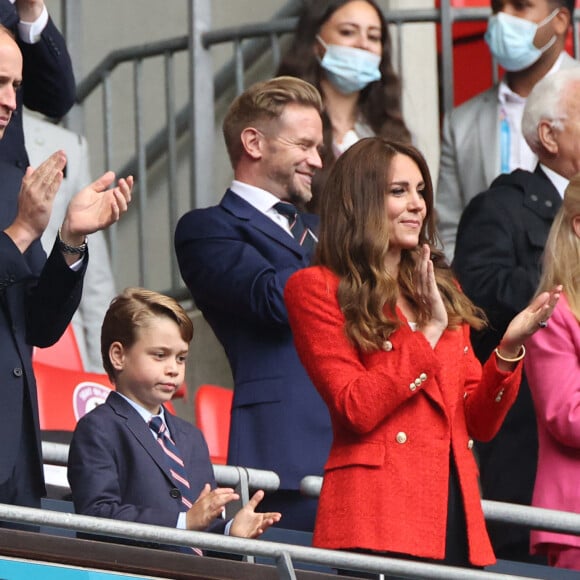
[{"xmin": 73, "ymin": 382, "xmax": 112, "ymax": 420}]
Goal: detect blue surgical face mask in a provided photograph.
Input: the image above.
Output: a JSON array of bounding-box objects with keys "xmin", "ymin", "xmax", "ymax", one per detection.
[
  {"xmin": 316, "ymin": 35, "xmax": 381, "ymax": 94},
  {"xmin": 484, "ymin": 9, "xmax": 559, "ymax": 72}
]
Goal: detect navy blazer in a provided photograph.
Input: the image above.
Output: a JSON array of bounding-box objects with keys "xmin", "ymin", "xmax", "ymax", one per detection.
[
  {"xmin": 453, "ymin": 166, "xmax": 562, "ymax": 557},
  {"xmin": 68, "ymin": 391, "xmax": 224, "ymax": 534},
  {"xmin": 0, "ymin": 4, "xmax": 78, "ymax": 503},
  {"xmin": 0, "ymin": 233, "xmax": 85, "ymax": 493},
  {"xmin": 175, "ymin": 190, "xmax": 332, "ymax": 490}
]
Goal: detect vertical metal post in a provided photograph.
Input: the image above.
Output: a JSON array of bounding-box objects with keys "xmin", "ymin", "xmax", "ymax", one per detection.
[
  {"xmin": 134, "ymin": 59, "xmax": 147, "ymax": 287},
  {"xmin": 60, "ymin": 0, "xmax": 84, "ymax": 135},
  {"xmin": 165, "ymin": 52, "xmax": 181, "ymax": 291},
  {"xmin": 270, "ymin": 32, "xmax": 281, "ymax": 74},
  {"xmin": 275, "ymin": 551, "xmax": 298, "ymax": 580},
  {"xmin": 439, "ymin": 0, "xmax": 454, "ymax": 116},
  {"xmin": 234, "ymin": 39, "xmax": 244, "ymax": 95},
  {"xmin": 102, "ymin": 73, "xmax": 117, "ymax": 274},
  {"xmin": 189, "ymin": 0, "xmax": 214, "ymax": 209}
]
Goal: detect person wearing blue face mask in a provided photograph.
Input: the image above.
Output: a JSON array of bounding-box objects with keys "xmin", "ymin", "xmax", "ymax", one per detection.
[
  {"xmin": 437, "ymin": 0, "xmax": 578, "ymax": 264},
  {"xmin": 437, "ymin": 0, "xmax": 578, "ymax": 566},
  {"xmin": 277, "ymin": 0, "xmax": 411, "ymax": 212}
]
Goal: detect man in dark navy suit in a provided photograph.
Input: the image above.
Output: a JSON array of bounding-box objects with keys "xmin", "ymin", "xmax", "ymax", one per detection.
[
  {"xmin": 175, "ymin": 76, "xmax": 332, "ymax": 532},
  {"xmin": 0, "ymin": 26, "xmax": 133, "ymax": 514}
]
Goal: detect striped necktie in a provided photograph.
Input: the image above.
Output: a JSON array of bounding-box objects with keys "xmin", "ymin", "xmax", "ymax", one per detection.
[
  {"xmin": 149, "ymin": 416, "xmax": 193, "ymax": 509},
  {"xmin": 149, "ymin": 416, "xmax": 203, "ymax": 556},
  {"xmin": 274, "ymin": 201, "xmax": 316, "ymax": 255}
]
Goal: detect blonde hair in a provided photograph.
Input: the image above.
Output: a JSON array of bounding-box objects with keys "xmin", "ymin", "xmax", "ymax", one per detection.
[
  {"xmin": 222, "ymin": 76, "xmax": 323, "ymax": 167},
  {"xmin": 536, "ymin": 173, "xmax": 580, "ymax": 321},
  {"xmin": 316, "ymin": 138, "xmax": 486, "ymax": 351}
]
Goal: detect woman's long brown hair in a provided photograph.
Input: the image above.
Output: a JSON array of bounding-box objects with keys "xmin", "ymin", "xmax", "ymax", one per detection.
[{"xmin": 315, "ymin": 138, "xmax": 486, "ymax": 351}]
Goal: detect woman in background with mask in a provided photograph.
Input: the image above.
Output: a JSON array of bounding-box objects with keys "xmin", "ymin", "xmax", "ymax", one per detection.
[{"xmin": 277, "ymin": 0, "xmax": 410, "ymax": 210}]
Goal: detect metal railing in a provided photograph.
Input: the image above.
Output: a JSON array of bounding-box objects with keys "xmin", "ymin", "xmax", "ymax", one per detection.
[
  {"xmin": 0, "ymin": 502, "xmax": 541, "ymax": 580},
  {"xmin": 65, "ymin": 1, "xmax": 580, "ymax": 296},
  {"xmin": 40, "ymin": 442, "xmax": 580, "ymax": 579},
  {"xmin": 68, "ymin": 1, "xmax": 503, "ymax": 297},
  {"xmin": 42, "ymin": 441, "xmax": 279, "ymax": 523}
]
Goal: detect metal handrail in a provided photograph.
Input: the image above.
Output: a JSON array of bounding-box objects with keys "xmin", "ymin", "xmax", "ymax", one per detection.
[
  {"xmin": 0, "ymin": 503, "xmax": 539, "ymax": 580},
  {"xmin": 42, "ymin": 441, "xmax": 280, "ymax": 493},
  {"xmin": 79, "ymin": 5, "xmax": 496, "ymax": 182}
]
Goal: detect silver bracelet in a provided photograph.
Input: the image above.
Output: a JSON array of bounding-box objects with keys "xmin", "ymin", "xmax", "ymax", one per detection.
[{"xmin": 57, "ymin": 227, "xmax": 87, "ymax": 255}]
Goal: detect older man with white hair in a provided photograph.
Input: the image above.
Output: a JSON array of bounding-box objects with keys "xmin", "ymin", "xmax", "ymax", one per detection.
[{"xmin": 452, "ymin": 67, "xmax": 580, "ymax": 564}]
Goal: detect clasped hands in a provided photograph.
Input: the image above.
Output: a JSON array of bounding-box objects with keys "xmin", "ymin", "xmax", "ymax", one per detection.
[{"xmin": 185, "ymin": 483, "xmax": 281, "ymax": 538}]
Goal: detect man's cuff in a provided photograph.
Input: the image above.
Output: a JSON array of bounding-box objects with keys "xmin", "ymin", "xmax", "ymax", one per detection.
[
  {"xmin": 18, "ymin": 4, "xmax": 48, "ymax": 44},
  {"xmin": 177, "ymin": 511, "xmax": 187, "ymax": 530}
]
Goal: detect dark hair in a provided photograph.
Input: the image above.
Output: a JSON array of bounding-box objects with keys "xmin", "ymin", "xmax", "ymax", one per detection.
[
  {"xmin": 492, "ymin": 0, "xmax": 575, "ymax": 17},
  {"xmin": 316, "ymin": 138, "xmax": 485, "ymax": 350},
  {"xmin": 277, "ymin": 0, "xmax": 411, "ymax": 205},
  {"xmin": 101, "ymin": 287, "xmax": 193, "ymax": 381}
]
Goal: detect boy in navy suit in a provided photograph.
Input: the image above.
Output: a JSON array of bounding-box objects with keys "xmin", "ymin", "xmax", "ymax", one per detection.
[{"xmin": 67, "ymin": 287, "xmax": 280, "ymax": 550}]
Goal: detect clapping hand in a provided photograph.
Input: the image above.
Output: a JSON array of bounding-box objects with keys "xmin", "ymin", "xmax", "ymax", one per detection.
[
  {"xmin": 186, "ymin": 483, "xmax": 240, "ymax": 530},
  {"xmin": 496, "ymin": 286, "xmax": 562, "ymax": 366},
  {"xmin": 59, "ymin": 172, "xmax": 133, "ymax": 246},
  {"xmin": 416, "ymin": 244, "xmax": 448, "ymax": 348},
  {"xmin": 230, "ymin": 490, "xmax": 281, "ymax": 538}
]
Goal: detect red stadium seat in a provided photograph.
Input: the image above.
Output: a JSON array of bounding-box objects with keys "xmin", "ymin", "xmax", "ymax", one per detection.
[{"xmin": 194, "ymin": 384, "xmax": 233, "ymax": 465}]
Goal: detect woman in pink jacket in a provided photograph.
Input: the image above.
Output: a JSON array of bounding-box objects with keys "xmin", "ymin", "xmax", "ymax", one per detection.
[
  {"xmin": 284, "ymin": 138, "xmax": 560, "ymax": 575},
  {"xmin": 525, "ymin": 174, "xmax": 580, "ymax": 571}
]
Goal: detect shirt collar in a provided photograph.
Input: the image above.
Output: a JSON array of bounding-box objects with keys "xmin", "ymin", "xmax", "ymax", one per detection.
[
  {"xmin": 116, "ymin": 392, "xmax": 168, "ymax": 425},
  {"xmin": 540, "ymin": 163, "xmax": 568, "ymax": 198},
  {"xmin": 230, "ymin": 180, "xmax": 284, "ymax": 213}
]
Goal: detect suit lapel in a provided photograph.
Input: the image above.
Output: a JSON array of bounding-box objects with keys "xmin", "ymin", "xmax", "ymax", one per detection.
[
  {"xmin": 220, "ymin": 189, "xmax": 311, "ymax": 258},
  {"xmin": 107, "ymin": 392, "xmax": 175, "ymax": 484}
]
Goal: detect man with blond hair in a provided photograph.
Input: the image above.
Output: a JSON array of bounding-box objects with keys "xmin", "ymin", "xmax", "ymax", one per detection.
[{"xmin": 175, "ymin": 76, "xmax": 332, "ymax": 531}]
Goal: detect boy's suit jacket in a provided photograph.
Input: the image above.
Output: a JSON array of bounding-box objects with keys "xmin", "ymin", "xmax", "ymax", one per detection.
[
  {"xmin": 68, "ymin": 391, "xmax": 225, "ymax": 535},
  {"xmin": 175, "ymin": 190, "xmax": 332, "ymax": 491}
]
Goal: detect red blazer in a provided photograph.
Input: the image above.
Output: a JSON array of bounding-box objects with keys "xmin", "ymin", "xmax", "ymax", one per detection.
[{"xmin": 285, "ymin": 266, "xmax": 522, "ymax": 567}]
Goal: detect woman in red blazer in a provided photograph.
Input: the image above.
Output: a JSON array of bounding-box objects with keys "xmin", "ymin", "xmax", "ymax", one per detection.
[{"xmin": 284, "ymin": 138, "xmax": 560, "ymax": 573}]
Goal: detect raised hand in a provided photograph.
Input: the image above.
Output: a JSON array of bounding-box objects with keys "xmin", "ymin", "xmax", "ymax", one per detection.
[
  {"xmin": 229, "ymin": 490, "xmax": 281, "ymax": 538},
  {"xmin": 59, "ymin": 172, "xmax": 133, "ymax": 247},
  {"xmin": 497, "ymin": 286, "xmax": 562, "ymax": 364},
  {"xmin": 416, "ymin": 244, "xmax": 448, "ymax": 348},
  {"xmin": 4, "ymin": 150, "xmax": 67, "ymax": 253},
  {"xmin": 185, "ymin": 483, "xmax": 240, "ymax": 531}
]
